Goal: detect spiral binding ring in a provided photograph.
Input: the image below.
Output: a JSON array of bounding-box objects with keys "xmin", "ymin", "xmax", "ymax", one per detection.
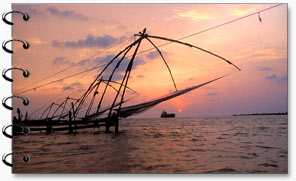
[
  {"xmin": 2, "ymin": 11, "xmax": 30, "ymax": 25},
  {"xmin": 2, "ymin": 10, "xmax": 32, "ymax": 168},
  {"xmin": 2, "ymin": 96, "xmax": 30, "ymax": 111},
  {"xmin": 2, "ymin": 124, "xmax": 30, "ymax": 139},
  {"xmin": 2, "ymin": 39, "xmax": 30, "ymax": 54},
  {"xmin": 2, "ymin": 67, "xmax": 30, "ymax": 82},
  {"xmin": 2, "ymin": 152, "xmax": 30, "ymax": 167}
]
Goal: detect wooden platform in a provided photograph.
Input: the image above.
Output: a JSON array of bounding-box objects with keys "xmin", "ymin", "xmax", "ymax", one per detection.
[{"xmin": 13, "ymin": 116, "xmax": 119, "ymax": 135}]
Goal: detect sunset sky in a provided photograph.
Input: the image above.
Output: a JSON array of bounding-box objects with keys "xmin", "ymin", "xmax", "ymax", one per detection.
[{"xmin": 11, "ymin": 4, "xmax": 287, "ymax": 118}]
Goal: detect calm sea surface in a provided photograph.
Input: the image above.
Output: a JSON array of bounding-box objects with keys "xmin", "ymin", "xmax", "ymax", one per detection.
[{"xmin": 13, "ymin": 115, "xmax": 288, "ymax": 173}]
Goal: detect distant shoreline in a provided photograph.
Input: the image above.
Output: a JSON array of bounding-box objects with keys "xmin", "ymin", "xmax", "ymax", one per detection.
[{"xmin": 233, "ymin": 112, "xmax": 288, "ymax": 116}]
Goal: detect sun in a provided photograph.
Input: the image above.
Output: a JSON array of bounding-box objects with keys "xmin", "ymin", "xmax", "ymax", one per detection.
[{"xmin": 178, "ymin": 108, "xmax": 183, "ymax": 113}]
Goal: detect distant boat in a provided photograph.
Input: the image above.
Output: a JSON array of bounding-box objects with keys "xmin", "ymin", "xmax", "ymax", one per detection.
[{"xmin": 161, "ymin": 111, "xmax": 175, "ymax": 118}]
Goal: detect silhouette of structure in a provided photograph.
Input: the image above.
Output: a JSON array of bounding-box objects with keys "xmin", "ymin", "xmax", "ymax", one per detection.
[
  {"xmin": 161, "ymin": 111, "xmax": 175, "ymax": 118},
  {"xmin": 14, "ymin": 28, "xmax": 240, "ymax": 135}
]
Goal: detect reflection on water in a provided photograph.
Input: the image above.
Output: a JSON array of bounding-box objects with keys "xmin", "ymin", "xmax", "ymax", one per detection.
[{"xmin": 13, "ymin": 115, "xmax": 288, "ymax": 173}]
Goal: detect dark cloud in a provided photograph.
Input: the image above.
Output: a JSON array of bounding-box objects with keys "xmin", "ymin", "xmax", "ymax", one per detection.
[
  {"xmin": 78, "ymin": 59, "xmax": 89, "ymax": 66},
  {"xmin": 265, "ymin": 74, "xmax": 287, "ymax": 83},
  {"xmin": 258, "ymin": 67, "xmax": 272, "ymax": 71},
  {"xmin": 137, "ymin": 75, "xmax": 144, "ymax": 78},
  {"xmin": 266, "ymin": 74, "xmax": 276, "ymax": 80},
  {"xmin": 146, "ymin": 50, "xmax": 170, "ymax": 60},
  {"xmin": 24, "ymin": 8, "xmax": 45, "ymax": 16},
  {"xmin": 207, "ymin": 92, "xmax": 217, "ymax": 96},
  {"xmin": 13, "ymin": 5, "xmax": 126, "ymax": 30},
  {"xmin": 52, "ymin": 35, "xmax": 126, "ymax": 48},
  {"xmin": 12, "ymin": 5, "xmax": 46, "ymax": 16},
  {"xmin": 46, "ymin": 7, "xmax": 90, "ymax": 21},
  {"xmin": 53, "ymin": 57, "xmax": 73, "ymax": 66},
  {"xmin": 63, "ymin": 86, "xmax": 74, "ymax": 91},
  {"xmin": 147, "ymin": 51, "xmax": 160, "ymax": 59},
  {"xmin": 93, "ymin": 54, "xmax": 146, "ymax": 81},
  {"xmin": 63, "ymin": 82, "xmax": 83, "ymax": 91},
  {"xmin": 46, "ymin": 7, "xmax": 125, "ymax": 28},
  {"xmin": 56, "ymin": 79, "xmax": 64, "ymax": 84},
  {"xmin": 52, "ymin": 40, "xmax": 62, "ymax": 47},
  {"xmin": 94, "ymin": 54, "xmax": 145, "ymax": 71}
]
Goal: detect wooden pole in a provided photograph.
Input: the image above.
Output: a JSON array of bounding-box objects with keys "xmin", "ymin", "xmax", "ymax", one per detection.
[
  {"xmin": 17, "ymin": 108, "xmax": 21, "ymax": 121},
  {"xmin": 143, "ymin": 34, "xmax": 241, "ymax": 71},
  {"xmin": 105, "ymin": 119, "xmax": 110, "ymax": 133},
  {"xmin": 74, "ymin": 38, "xmax": 141, "ymax": 118},
  {"xmin": 68, "ymin": 111, "xmax": 73, "ymax": 134},
  {"xmin": 116, "ymin": 28, "xmax": 146, "ymax": 113},
  {"xmin": 96, "ymin": 46, "xmax": 132, "ymax": 114},
  {"xmin": 105, "ymin": 29, "xmax": 146, "ymax": 133},
  {"xmin": 145, "ymin": 37, "xmax": 177, "ymax": 91},
  {"xmin": 85, "ymin": 81, "xmax": 100, "ymax": 118},
  {"xmin": 71, "ymin": 102, "xmax": 77, "ymax": 134},
  {"xmin": 46, "ymin": 118, "xmax": 52, "ymax": 134},
  {"xmin": 59, "ymin": 98, "xmax": 68, "ymax": 120},
  {"xmin": 114, "ymin": 116, "xmax": 119, "ymax": 134}
]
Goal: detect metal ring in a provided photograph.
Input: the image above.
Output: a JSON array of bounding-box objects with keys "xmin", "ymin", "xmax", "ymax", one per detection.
[
  {"xmin": 2, "ymin": 67, "xmax": 30, "ymax": 82},
  {"xmin": 2, "ymin": 39, "xmax": 30, "ymax": 54},
  {"xmin": 2, "ymin": 124, "xmax": 30, "ymax": 139},
  {"xmin": 2, "ymin": 11, "xmax": 30, "ymax": 25},
  {"xmin": 2, "ymin": 96, "xmax": 30, "ymax": 111},
  {"xmin": 2, "ymin": 152, "xmax": 30, "ymax": 167}
]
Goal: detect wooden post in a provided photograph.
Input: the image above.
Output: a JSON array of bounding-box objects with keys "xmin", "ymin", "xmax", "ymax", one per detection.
[
  {"xmin": 71, "ymin": 102, "xmax": 77, "ymax": 134},
  {"xmin": 17, "ymin": 108, "xmax": 21, "ymax": 121},
  {"xmin": 68, "ymin": 111, "xmax": 73, "ymax": 134},
  {"xmin": 115, "ymin": 117, "xmax": 119, "ymax": 134},
  {"xmin": 105, "ymin": 119, "xmax": 110, "ymax": 133},
  {"xmin": 46, "ymin": 118, "xmax": 52, "ymax": 134},
  {"xmin": 115, "ymin": 28, "xmax": 146, "ymax": 115}
]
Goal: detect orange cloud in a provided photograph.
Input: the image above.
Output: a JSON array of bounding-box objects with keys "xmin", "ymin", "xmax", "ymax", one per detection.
[
  {"xmin": 231, "ymin": 47, "xmax": 286, "ymax": 61},
  {"xmin": 29, "ymin": 37, "xmax": 43, "ymax": 45},
  {"xmin": 172, "ymin": 8, "xmax": 216, "ymax": 21},
  {"xmin": 230, "ymin": 6, "xmax": 256, "ymax": 16}
]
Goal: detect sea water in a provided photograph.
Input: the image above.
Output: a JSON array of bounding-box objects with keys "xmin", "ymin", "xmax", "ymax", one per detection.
[{"xmin": 12, "ymin": 115, "xmax": 288, "ymax": 173}]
